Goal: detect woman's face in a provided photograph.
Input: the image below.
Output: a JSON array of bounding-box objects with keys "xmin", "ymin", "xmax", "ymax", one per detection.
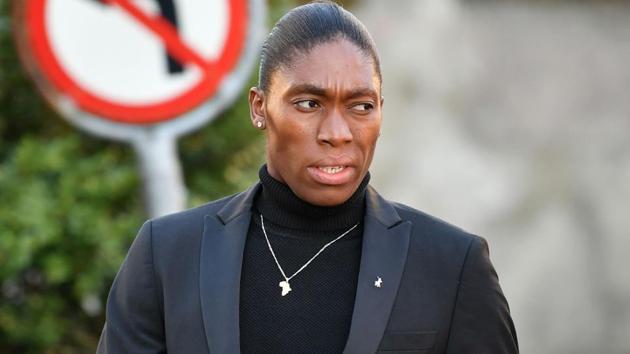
[{"xmin": 249, "ymin": 38, "xmax": 382, "ymax": 206}]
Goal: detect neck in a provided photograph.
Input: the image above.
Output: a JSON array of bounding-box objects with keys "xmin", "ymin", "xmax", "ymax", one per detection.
[{"xmin": 255, "ymin": 165, "xmax": 369, "ymax": 235}]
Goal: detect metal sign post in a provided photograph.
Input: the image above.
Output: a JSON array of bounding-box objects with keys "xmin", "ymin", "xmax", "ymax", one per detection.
[
  {"xmin": 14, "ymin": 0, "xmax": 265, "ymax": 217},
  {"xmin": 132, "ymin": 129, "xmax": 186, "ymax": 218}
]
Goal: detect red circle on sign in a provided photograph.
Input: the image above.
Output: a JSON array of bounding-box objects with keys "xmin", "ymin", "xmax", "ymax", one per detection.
[{"xmin": 24, "ymin": 0, "xmax": 247, "ymax": 124}]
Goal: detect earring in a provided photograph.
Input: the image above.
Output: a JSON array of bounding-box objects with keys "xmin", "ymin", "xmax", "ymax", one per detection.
[{"xmin": 256, "ymin": 121, "xmax": 264, "ymax": 129}]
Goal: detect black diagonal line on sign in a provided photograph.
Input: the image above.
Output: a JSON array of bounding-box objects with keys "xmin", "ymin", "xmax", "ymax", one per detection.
[
  {"xmin": 85, "ymin": 0, "xmax": 185, "ymax": 75},
  {"xmin": 156, "ymin": 0, "xmax": 183, "ymax": 74}
]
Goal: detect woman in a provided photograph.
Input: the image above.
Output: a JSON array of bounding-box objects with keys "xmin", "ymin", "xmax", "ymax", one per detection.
[{"xmin": 98, "ymin": 2, "xmax": 518, "ymax": 353}]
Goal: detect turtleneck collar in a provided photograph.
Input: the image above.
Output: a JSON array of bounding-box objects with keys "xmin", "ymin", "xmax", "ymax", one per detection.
[{"xmin": 254, "ymin": 164, "xmax": 369, "ymax": 234}]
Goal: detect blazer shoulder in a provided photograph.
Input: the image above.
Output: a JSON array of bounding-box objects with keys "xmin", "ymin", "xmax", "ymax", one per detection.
[
  {"xmin": 391, "ymin": 201, "xmax": 482, "ymax": 248},
  {"xmin": 144, "ymin": 190, "xmax": 245, "ymax": 246},
  {"xmin": 388, "ymin": 200, "xmax": 489, "ymax": 285},
  {"xmin": 154, "ymin": 192, "xmax": 236, "ymax": 224}
]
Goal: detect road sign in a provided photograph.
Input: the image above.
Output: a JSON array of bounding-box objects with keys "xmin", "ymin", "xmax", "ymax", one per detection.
[
  {"xmin": 14, "ymin": 0, "xmax": 266, "ymax": 217},
  {"xmin": 16, "ymin": 0, "xmax": 262, "ymax": 126}
]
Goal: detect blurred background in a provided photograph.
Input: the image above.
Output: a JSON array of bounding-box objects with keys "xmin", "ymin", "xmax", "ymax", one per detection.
[{"xmin": 1, "ymin": 0, "xmax": 629, "ymax": 353}]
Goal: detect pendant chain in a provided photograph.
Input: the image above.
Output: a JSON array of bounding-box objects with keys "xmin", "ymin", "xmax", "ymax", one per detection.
[{"xmin": 260, "ymin": 214, "xmax": 359, "ymax": 293}]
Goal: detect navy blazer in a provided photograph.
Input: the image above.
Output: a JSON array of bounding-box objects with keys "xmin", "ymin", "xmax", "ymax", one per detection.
[{"xmin": 97, "ymin": 183, "xmax": 518, "ymax": 353}]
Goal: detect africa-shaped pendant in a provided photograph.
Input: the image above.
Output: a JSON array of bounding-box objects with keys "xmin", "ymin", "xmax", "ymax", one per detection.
[{"xmin": 279, "ymin": 280, "xmax": 292, "ymax": 296}]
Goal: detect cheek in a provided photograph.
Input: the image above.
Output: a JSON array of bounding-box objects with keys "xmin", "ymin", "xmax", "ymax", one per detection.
[
  {"xmin": 354, "ymin": 120, "xmax": 381, "ymax": 154},
  {"xmin": 269, "ymin": 123, "xmax": 307, "ymax": 154},
  {"xmin": 266, "ymin": 110, "xmax": 313, "ymax": 163},
  {"xmin": 269, "ymin": 110, "xmax": 313, "ymax": 145}
]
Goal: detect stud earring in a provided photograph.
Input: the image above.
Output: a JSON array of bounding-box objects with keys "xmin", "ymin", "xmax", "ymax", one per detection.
[{"xmin": 256, "ymin": 121, "xmax": 263, "ymax": 128}]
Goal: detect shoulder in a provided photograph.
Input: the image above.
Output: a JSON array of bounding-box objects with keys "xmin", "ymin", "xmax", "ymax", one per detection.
[
  {"xmin": 126, "ymin": 187, "xmax": 256, "ymax": 277},
  {"xmin": 393, "ymin": 200, "xmax": 481, "ymax": 246},
  {"xmin": 366, "ymin": 185, "xmax": 482, "ymax": 254},
  {"xmin": 384, "ymin": 198, "xmax": 485, "ymax": 271},
  {"xmin": 375, "ymin": 199, "xmax": 517, "ymax": 352},
  {"xmin": 384, "ymin": 198, "xmax": 491, "ymax": 287},
  {"xmin": 141, "ymin": 187, "xmax": 252, "ymax": 250},
  {"xmin": 151, "ymin": 192, "xmax": 236, "ymax": 231}
]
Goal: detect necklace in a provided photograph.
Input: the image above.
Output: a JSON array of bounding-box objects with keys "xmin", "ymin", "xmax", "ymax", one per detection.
[{"xmin": 260, "ymin": 214, "xmax": 359, "ymax": 296}]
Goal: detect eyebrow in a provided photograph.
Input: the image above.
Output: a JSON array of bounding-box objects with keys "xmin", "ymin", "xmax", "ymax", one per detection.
[
  {"xmin": 345, "ymin": 87, "xmax": 379, "ymax": 101},
  {"xmin": 284, "ymin": 83, "xmax": 328, "ymax": 98},
  {"xmin": 284, "ymin": 83, "xmax": 379, "ymax": 101}
]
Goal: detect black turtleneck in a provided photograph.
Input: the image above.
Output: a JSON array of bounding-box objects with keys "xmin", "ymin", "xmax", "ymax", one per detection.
[{"xmin": 239, "ymin": 166, "xmax": 369, "ymax": 353}]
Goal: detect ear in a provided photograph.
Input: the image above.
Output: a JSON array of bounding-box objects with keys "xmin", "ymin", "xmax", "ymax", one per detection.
[
  {"xmin": 249, "ymin": 87, "xmax": 266, "ymax": 129},
  {"xmin": 380, "ymin": 95, "xmax": 385, "ymax": 108}
]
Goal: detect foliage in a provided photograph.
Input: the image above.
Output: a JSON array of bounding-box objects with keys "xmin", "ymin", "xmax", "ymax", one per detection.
[
  {"xmin": 0, "ymin": 135, "xmax": 142, "ymax": 353},
  {"xmin": 0, "ymin": 0, "xmax": 299, "ymax": 352}
]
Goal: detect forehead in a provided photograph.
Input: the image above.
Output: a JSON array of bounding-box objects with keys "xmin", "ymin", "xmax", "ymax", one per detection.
[{"xmin": 269, "ymin": 39, "xmax": 380, "ymax": 95}]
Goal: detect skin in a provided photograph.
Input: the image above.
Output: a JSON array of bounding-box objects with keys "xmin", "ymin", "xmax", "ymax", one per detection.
[{"xmin": 249, "ymin": 38, "xmax": 383, "ymax": 206}]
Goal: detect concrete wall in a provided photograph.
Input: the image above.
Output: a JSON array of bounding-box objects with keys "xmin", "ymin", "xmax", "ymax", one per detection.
[{"xmin": 358, "ymin": 1, "xmax": 630, "ymax": 353}]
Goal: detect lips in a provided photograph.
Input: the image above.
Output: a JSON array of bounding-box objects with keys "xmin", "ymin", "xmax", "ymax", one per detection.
[{"xmin": 307, "ymin": 159, "xmax": 356, "ymax": 185}]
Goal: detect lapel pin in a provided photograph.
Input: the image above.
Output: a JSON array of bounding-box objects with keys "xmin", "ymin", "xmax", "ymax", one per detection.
[{"xmin": 374, "ymin": 276, "xmax": 383, "ymax": 288}]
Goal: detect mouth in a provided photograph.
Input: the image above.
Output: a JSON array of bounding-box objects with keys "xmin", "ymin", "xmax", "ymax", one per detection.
[
  {"xmin": 307, "ymin": 164, "xmax": 355, "ymax": 185},
  {"xmin": 317, "ymin": 165, "xmax": 346, "ymax": 174}
]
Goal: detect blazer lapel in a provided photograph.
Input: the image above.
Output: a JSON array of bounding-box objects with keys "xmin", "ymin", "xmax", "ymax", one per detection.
[
  {"xmin": 343, "ymin": 187, "xmax": 412, "ymax": 354},
  {"xmin": 199, "ymin": 184, "xmax": 260, "ymax": 354},
  {"xmin": 198, "ymin": 183, "xmax": 410, "ymax": 354}
]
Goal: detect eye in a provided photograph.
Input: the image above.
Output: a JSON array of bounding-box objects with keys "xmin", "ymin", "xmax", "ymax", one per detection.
[
  {"xmin": 351, "ymin": 102, "xmax": 375, "ymax": 113},
  {"xmin": 295, "ymin": 100, "xmax": 320, "ymax": 110}
]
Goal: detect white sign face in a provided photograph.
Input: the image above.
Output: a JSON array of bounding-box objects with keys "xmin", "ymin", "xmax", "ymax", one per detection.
[
  {"xmin": 19, "ymin": 0, "xmax": 262, "ymax": 127},
  {"xmin": 47, "ymin": 0, "xmax": 227, "ymax": 105}
]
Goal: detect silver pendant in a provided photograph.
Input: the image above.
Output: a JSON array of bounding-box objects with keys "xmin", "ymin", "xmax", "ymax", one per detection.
[
  {"xmin": 374, "ymin": 276, "xmax": 383, "ymax": 288},
  {"xmin": 279, "ymin": 280, "xmax": 292, "ymax": 296}
]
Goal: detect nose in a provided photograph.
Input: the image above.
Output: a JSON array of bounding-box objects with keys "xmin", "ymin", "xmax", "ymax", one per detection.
[{"xmin": 317, "ymin": 108, "xmax": 353, "ymax": 147}]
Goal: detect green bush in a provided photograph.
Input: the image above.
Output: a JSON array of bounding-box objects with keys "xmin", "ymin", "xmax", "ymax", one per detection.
[
  {"xmin": 0, "ymin": 135, "xmax": 142, "ymax": 353},
  {"xmin": 0, "ymin": 0, "xmax": 301, "ymax": 352}
]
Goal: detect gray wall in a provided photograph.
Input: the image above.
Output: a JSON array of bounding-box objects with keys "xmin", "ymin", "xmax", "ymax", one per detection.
[{"xmin": 358, "ymin": 1, "xmax": 630, "ymax": 353}]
